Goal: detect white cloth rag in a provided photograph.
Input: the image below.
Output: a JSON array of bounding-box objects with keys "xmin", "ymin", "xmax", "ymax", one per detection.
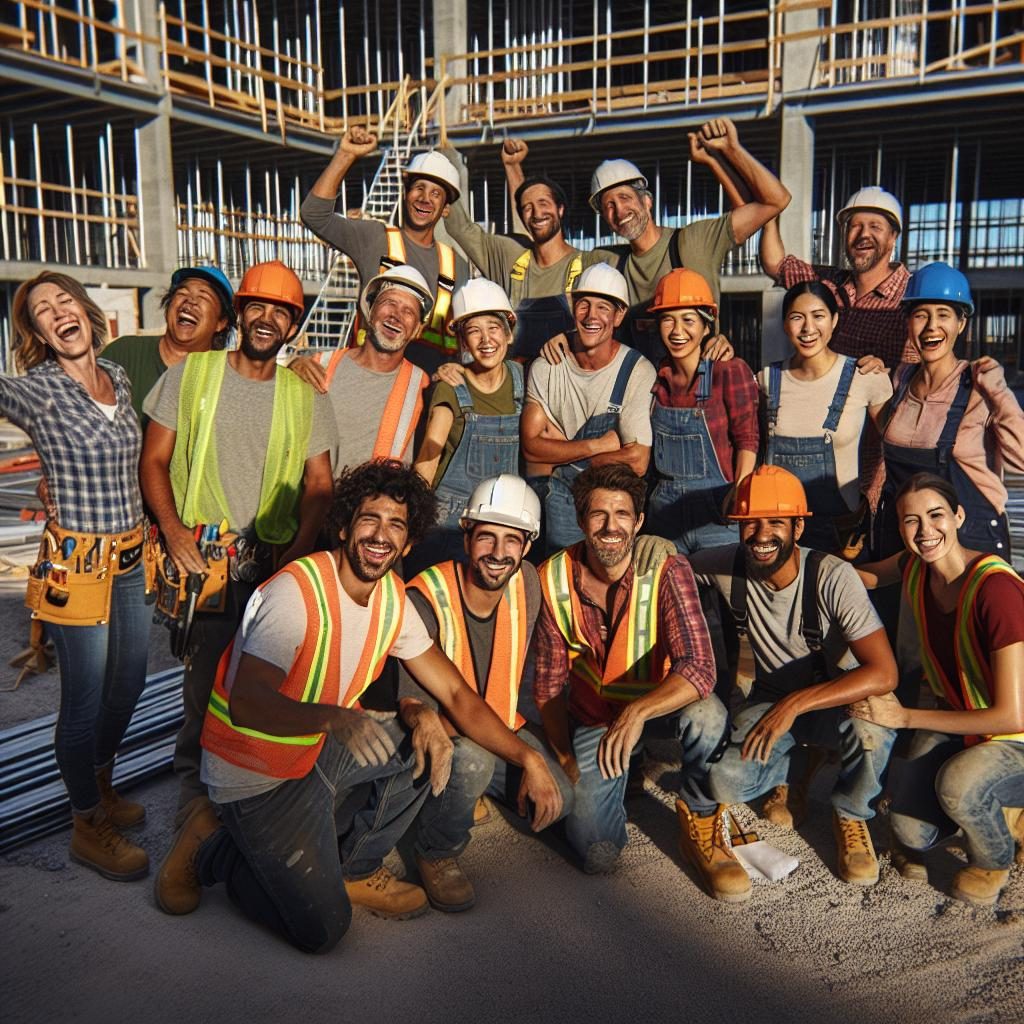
[{"xmin": 732, "ymin": 840, "xmax": 800, "ymax": 882}]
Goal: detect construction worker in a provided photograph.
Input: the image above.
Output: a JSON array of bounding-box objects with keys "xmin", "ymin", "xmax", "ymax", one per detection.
[
  {"xmin": 4, "ymin": 272, "xmax": 154, "ymax": 882},
  {"xmin": 852, "ymin": 472, "xmax": 1024, "ymax": 907},
  {"xmin": 875, "ymin": 263, "xmax": 1024, "ymax": 558},
  {"xmin": 102, "ymin": 265, "xmax": 236, "ymax": 422},
  {"xmin": 397, "ymin": 474, "xmax": 575, "ymax": 911},
  {"xmin": 521, "ymin": 263, "xmax": 656, "ymax": 554},
  {"xmin": 300, "ymin": 127, "xmax": 465, "ymax": 373},
  {"xmin": 444, "ymin": 138, "xmax": 597, "ymax": 361},
  {"xmin": 410, "ymin": 280, "xmax": 525, "ymax": 572},
  {"xmin": 153, "ymin": 461, "xmax": 563, "ymax": 951},
  {"xmin": 587, "ymin": 117, "xmax": 790, "ymax": 362},
  {"xmin": 140, "ymin": 260, "xmax": 337, "ymax": 835},
  {"xmin": 532, "ymin": 463, "xmax": 719, "ymax": 876},
  {"xmin": 680, "ymin": 466, "xmax": 899, "ymax": 897},
  {"xmin": 292, "ymin": 265, "xmax": 434, "ymax": 475},
  {"xmin": 759, "ymin": 186, "xmax": 913, "ymax": 368}
]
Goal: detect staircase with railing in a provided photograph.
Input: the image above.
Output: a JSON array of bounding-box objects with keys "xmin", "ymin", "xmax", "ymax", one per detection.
[{"xmin": 299, "ymin": 78, "xmax": 443, "ymax": 350}]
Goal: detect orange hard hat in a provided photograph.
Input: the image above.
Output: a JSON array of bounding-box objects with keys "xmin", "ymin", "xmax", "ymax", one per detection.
[
  {"xmin": 235, "ymin": 261, "xmax": 305, "ymax": 318},
  {"xmin": 728, "ymin": 465, "xmax": 812, "ymax": 520},
  {"xmin": 647, "ymin": 268, "xmax": 718, "ymax": 319}
]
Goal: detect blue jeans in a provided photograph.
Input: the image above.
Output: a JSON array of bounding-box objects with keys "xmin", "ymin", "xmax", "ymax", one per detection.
[
  {"xmin": 414, "ymin": 727, "xmax": 576, "ymax": 860},
  {"xmin": 708, "ymin": 700, "xmax": 896, "ymax": 820},
  {"xmin": 49, "ymin": 564, "xmax": 150, "ymax": 812},
  {"xmin": 197, "ymin": 720, "xmax": 428, "ymax": 954},
  {"xmin": 890, "ymin": 731, "xmax": 1024, "ymax": 870},
  {"xmin": 566, "ymin": 695, "xmax": 729, "ymax": 863}
]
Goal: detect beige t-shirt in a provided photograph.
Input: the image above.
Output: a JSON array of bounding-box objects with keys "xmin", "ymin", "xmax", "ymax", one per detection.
[{"xmin": 757, "ymin": 356, "xmax": 892, "ymax": 511}]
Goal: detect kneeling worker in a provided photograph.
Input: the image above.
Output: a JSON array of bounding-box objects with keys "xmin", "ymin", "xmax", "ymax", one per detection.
[
  {"xmin": 400, "ymin": 474, "xmax": 575, "ymax": 910},
  {"xmin": 154, "ymin": 461, "xmax": 562, "ymax": 953}
]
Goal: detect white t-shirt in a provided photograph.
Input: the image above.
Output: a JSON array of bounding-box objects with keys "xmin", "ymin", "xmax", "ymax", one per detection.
[
  {"xmin": 202, "ymin": 561, "xmax": 432, "ymax": 803},
  {"xmin": 758, "ymin": 357, "xmax": 892, "ymax": 510},
  {"xmin": 526, "ymin": 343, "xmax": 656, "ymax": 447}
]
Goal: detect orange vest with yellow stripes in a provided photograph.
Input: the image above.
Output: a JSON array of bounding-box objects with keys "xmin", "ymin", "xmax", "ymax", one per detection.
[
  {"xmin": 409, "ymin": 560, "xmax": 527, "ymax": 730},
  {"xmin": 539, "ymin": 546, "xmax": 670, "ymax": 704},
  {"xmin": 201, "ymin": 551, "xmax": 405, "ymax": 779}
]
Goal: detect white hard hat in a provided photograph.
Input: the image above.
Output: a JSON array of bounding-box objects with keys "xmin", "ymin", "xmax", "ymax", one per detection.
[
  {"xmin": 589, "ymin": 159, "xmax": 648, "ymax": 213},
  {"xmin": 570, "ymin": 262, "xmax": 629, "ymax": 309},
  {"xmin": 836, "ymin": 186, "xmax": 903, "ymax": 232},
  {"xmin": 360, "ymin": 264, "xmax": 433, "ymax": 324},
  {"xmin": 450, "ymin": 279, "xmax": 517, "ymax": 332},
  {"xmin": 402, "ymin": 151, "xmax": 461, "ymax": 203},
  {"xmin": 460, "ymin": 474, "xmax": 541, "ymax": 541}
]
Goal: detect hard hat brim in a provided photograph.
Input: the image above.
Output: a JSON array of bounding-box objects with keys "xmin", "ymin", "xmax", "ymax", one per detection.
[{"xmin": 402, "ymin": 170, "xmax": 460, "ymax": 203}]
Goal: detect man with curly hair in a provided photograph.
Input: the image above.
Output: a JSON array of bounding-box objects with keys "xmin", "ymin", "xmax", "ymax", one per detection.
[{"xmin": 155, "ymin": 460, "xmax": 563, "ymax": 953}]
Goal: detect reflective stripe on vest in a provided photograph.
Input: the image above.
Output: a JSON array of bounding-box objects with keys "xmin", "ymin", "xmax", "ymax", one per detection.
[
  {"xmin": 322, "ymin": 349, "xmax": 427, "ymax": 462},
  {"xmin": 350, "ymin": 228, "xmax": 458, "ymax": 353},
  {"xmin": 509, "ymin": 249, "xmax": 583, "ymax": 293},
  {"xmin": 539, "ymin": 547, "xmax": 669, "ymax": 704},
  {"xmin": 904, "ymin": 553, "xmax": 1024, "ymax": 745},
  {"xmin": 409, "ymin": 560, "xmax": 527, "ymax": 730},
  {"xmin": 169, "ymin": 351, "xmax": 313, "ymax": 544},
  {"xmin": 201, "ymin": 552, "xmax": 406, "ymax": 779}
]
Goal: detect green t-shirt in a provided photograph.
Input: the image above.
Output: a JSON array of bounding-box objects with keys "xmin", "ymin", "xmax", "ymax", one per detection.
[
  {"xmin": 100, "ymin": 334, "xmax": 167, "ymax": 423},
  {"xmin": 428, "ymin": 364, "xmax": 518, "ymax": 486}
]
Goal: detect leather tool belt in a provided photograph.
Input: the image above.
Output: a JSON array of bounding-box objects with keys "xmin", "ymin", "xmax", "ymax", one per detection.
[
  {"xmin": 25, "ymin": 521, "xmax": 149, "ymax": 627},
  {"xmin": 153, "ymin": 528, "xmax": 240, "ymax": 624}
]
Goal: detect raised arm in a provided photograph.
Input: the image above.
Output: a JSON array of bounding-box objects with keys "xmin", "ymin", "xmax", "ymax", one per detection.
[
  {"xmin": 308, "ymin": 127, "xmax": 378, "ymax": 202},
  {"xmin": 501, "ymin": 138, "xmax": 529, "ymax": 236},
  {"xmin": 758, "ymin": 215, "xmax": 787, "ymax": 280}
]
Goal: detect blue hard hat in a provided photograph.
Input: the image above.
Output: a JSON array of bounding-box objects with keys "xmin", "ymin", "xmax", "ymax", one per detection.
[
  {"xmin": 171, "ymin": 265, "xmax": 235, "ymax": 313},
  {"xmin": 902, "ymin": 262, "xmax": 974, "ymax": 317}
]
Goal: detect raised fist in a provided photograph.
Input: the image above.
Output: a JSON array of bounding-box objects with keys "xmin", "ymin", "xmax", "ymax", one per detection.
[
  {"xmin": 501, "ymin": 137, "xmax": 529, "ymax": 165},
  {"xmin": 340, "ymin": 126, "xmax": 379, "ymax": 157},
  {"xmin": 693, "ymin": 117, "xmax": 739, "ymax": 154}
]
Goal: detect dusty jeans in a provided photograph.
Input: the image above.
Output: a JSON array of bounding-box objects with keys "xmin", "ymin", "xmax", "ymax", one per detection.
[{"xmin": 890, "ymin": 730, "xmax": 1024, "ymax": 869}]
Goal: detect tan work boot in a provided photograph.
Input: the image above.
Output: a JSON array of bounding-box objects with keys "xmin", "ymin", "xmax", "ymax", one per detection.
[
  {"xmin": 952, "ymin": 865, "xmax": 1011, "ymax": 906},
  {"xmin": 890, "ymin": 844, "xmax": 928, "ymax": 882},
  {"xmin": 833, "ymin": 812, "xmax": 879, "ymax": 885},
  {"xmin": 70, "ymin": 806, "xmax": 149, "ymax": 882},
  {"xmin": 472, "ymin": 797, "xmax": 493, "ymax": 827},
  {"xmin": 95, "ymin": 763, "xmax": 145, "ymax": 828},
  {"xmin": 1003, "ymin": 807, "xmax": 1024, "ymax": 866},
  {"xmin": 344, "ymin": 867, "xmax": 429, "ymax": 919},
  {"xmin": 762, "ymin": 785, "xmax": 795, "ymax": 828},
  {"xmin": 154, "ymin": 795, "xmax": 220, "ymax": 915},
  {"xmin": 415, "ymin": 854, "xmax": 476, "ymax": 912},
  {"xmin": 676, "ymin": 800, "xmax": 751, "ymax": 903}
]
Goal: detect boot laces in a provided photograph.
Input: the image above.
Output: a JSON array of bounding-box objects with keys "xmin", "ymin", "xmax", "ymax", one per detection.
[
  {"xmin": 689, "ymin": 809, "xmax": 729, "ymax": 862},
  {"xmin": 366, "ymin": 867, "xmax": 392, "ymax": 892},
  {"xmin": 837, "ymin": 815, "xmax": 871, "ymax": 854},
  {"xmin": 94, "ymin": 815, "xmax": 132, "ymax": 855}
]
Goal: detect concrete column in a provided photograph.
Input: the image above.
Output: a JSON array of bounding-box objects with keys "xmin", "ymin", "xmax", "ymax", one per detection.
[{"xmin": 432, "ymin": 0, "xmax": 468, "ymax": 130}]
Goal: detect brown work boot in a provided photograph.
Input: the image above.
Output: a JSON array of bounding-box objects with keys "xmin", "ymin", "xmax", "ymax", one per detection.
[
  {"xmin": 415, "ymin": 854, "xmax": 476, "ymax": 912},
  {"xmin": 676, "ymin": 799, "xmax": 751, "ymax": 903},
  {"xmin": 951, "ymin": 865, "xmax": 1011, "ymax": 906},
  {"xmin": 154, "ymin": 795, "xmax": 220, "ymax": 915},
  {"xmin": 472, "ymin": 797, "xmax": 493, "ymax": 827},
  {"xmin": 890, "ymin": 844, "xmax": 928, "ymax": 882},
  {"xmin": 1004, "ymin": 807, "xmax": 1024, "ymax": 866},
  {"xmin": 70, "ymin": 806, "xmax": 149, "ymax": 882},
  {"xmin": 95, "ymin": 762, "xmax": 145, "ymax": 828},
  {"xmin": 833, "ymin": 812, "xmax": 879, "ymax": 885},
  {"xmin": 762, "ymin": 785, "xmax": 795, "ymax": 828},
  {"xmin": 344, "ymin": 867, "xmax": 429, "ymax": 919}
]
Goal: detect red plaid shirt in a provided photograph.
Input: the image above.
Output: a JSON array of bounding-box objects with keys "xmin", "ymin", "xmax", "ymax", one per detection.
[
  {"xmin": 777, "ymin": 256, "xmax": 917, "ymax": 369},
  {"xmin": 651, "ymin": 357, "xmax": 760, "ymax": 482},
  {"xmin": 533, "ymin": 547, "xmax": 716, "ymax": 726}
]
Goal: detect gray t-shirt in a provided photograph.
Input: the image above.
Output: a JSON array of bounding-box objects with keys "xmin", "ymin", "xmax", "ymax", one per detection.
[
  {"xmin": 397, "ymin": 562, "xmax": 542, "ymax": 708},
  {"xmin": 144, "ymin": 358, "xmax": 337, "ymax": 533},
  {"xmin": 202, "ymin": 564, "xmax": 433, "ymax": 803},
  {"xmin": 525, "ymin": 343, "xmax": 656, "ymax": 447},
  {"xmin": 688, "ymin": 544, "xmax": 882, "ymax": 688}
]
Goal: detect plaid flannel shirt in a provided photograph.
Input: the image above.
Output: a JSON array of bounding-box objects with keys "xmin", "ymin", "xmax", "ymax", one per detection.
[{"xmin": 0, "ymin": 358, "xmax": 143, "ymax": 533}]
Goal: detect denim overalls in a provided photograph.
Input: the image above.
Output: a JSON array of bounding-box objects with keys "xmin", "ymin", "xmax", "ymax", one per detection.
[
  {"xmin": 646, "ymin": 358, "xmax": 737, "ymax": 554},
  {"xmin": 764, "ymin": 355, "xmax": 858, "ymax": 554},
  {"xmin": 410, "ymin": 361, "xmax": 525, "ymax": 573},
  {"xmin": 512, "ymin": 295, "xmax": 576, "ymax": 363},
  {"xmin": 544, "ymin": 348, "xmax": 643, "ymax": 554},
  {"xmin": 876, "ymin": 365, "xmax": 1011, "ymax": 558}
]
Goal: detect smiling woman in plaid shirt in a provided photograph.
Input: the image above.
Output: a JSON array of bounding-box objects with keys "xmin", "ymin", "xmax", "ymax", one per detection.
[{"xmin": 5, "ymin": 271, "xmax": 151, "ymax": 884}]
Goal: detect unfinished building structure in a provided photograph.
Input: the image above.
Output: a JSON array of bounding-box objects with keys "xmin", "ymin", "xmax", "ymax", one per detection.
[{"xmin": 0, "ymin": 0, "xmax": 1021, "ymax": 371}]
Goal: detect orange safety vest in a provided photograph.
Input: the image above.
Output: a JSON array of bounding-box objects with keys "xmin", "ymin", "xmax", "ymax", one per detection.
[
  {"xmin": 321, "ymin": 348, "xmax": 427, "ymax": 462},
  {"xmin": 904, "ymin": 553, "xmax": 1024, "ymax": 745},
  {"xmin": 201, "ymin": 551, "xmax": 405, "ymax": 779},
  {"xmin": 409, "ymin": 560, "xmax": 527, "ymax": 730},
  {"xmin": 349, "ymin": 226, "xmax": 457, "ymax": 355},
  {"xmin": 539, "ymin": 546, "xmax": 669, "ymax": 704}
]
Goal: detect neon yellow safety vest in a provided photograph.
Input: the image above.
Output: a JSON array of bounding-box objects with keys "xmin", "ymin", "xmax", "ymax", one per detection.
[
  {"xmin": 539, "ymin": 546, "xmax": 669, "ymax": 704},
  {"xmin": 905, "ymin": 553, "xmax": 1024, "ymax": 744},
  {"xmin": 508, "ymin": 249, "xmax": 583, "ymax": 309},
  {"xmin": 169, "ymin": 350, "xmax": 313, "ymax": 545}
]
